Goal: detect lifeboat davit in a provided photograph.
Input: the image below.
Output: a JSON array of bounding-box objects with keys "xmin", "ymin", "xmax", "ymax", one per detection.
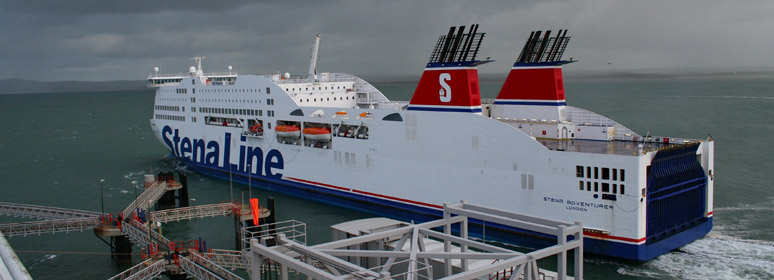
[
  {"xmin": 303, "ymin": 127, "xmax": 332, "ymax": 140},
  {"xmin": 275, "ymin": 125, "xmax": 301, "ymax": 138}
]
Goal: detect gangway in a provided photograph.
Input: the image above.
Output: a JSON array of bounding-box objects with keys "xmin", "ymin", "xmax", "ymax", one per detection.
[
  {"xmin": 187, "ymin": 251, "xmax": 245, "ymax": 280},
  {"xmin": 0, "ymin": 217, "xmax": 99, "ymax": 237},
  {"xmin": 150, "ymin": 202, "xmax": 247, "ymax": 223},
  {"xmin": 108, "ymin": 259, "xmax": 166, "ymax": 280},
  {"xmin": 202, "ymin": 249, "xmax": 249, "ymax": 269},
  {"xmin": 0, "ymin": 202, "xmax": 101, "ymax": 220},
  {"xmin": 122, "ymin": 180, "xmax": 168, "ymax": 219},
  {"xmin": 121, "ymin": 219, "xmax": 171, "ymax": 250}
]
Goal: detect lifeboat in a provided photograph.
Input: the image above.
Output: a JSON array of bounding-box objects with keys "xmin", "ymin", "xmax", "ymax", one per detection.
[
  {"xmin": 303, "ymin": 127, "xmax": 332, "ymax": 140},
  {"xmin": 275, "ymin": 125, "xmax": 301, "ymax": 138},
  {"xmin": 249, "ymin": 123, "xmax": 263, "ymax": 134}
]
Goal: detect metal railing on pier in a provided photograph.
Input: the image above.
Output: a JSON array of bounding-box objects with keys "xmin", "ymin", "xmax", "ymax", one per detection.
[
  {"xmin": 189, "ymin": 251, "xmax": 245, "ymax": 280},
  {"xmin": 180, "ymin": 254, "xmax": 245, "ymax": 280},
  {"xmin": 0, "ymin": 217, "xmax": 99, "ymax": 237},
  {"xmin": 0, "ymin": 202, "xmax": 101, "ymax": 220},
  {"xmin": 150, "ymin": 202, "xmax": 239, "ymax": 223},
  {"xmin": 122, "ymin": 219, "xmax": 171, "ymax": 250},
  {"xmin": 202, "ymin": 249, "xmax": 249, "ymax": 269},
  {"xmin": 122, "ymin": 181, "xmax": 167, "ymax": 219},
  {"xmin": 108, "ymin": 259, "xmax": 165, "ymax": 280}
]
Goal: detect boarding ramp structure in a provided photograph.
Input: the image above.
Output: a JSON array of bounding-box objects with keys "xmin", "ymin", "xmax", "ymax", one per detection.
[{"xmin": 248, "ymin": 201, "xmax": 584, "ymax": 280}]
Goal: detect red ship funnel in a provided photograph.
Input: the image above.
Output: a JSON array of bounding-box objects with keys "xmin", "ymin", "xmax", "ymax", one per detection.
[
  {"xmin": 408, "ymin": 65, "xmax": 483, "ymax": 113},
  {"xmin": 494, "ymin": 66, "xmax": 566, "ymax": 106},
  {"xmin": 492, "ymin": 29, "xmax": 574, "ymax": 121},
  {"xmin": 407, "ymin": 25, "xmax": 491, "ymax": 114}
]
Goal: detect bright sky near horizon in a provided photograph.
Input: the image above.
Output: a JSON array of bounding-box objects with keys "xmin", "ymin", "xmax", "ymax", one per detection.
[{"xmin": 1, "ymin": 0, "xmax": 773, "ymax": 81}]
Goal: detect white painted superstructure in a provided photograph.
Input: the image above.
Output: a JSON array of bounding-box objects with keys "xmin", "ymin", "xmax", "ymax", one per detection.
[{"xmin": 147, "ymin": 27, "xmax": 714, "ymax": 260}]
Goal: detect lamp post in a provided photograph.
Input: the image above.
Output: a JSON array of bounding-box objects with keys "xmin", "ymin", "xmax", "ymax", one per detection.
[
  {"xmin": 131, "ymin": 181, "xmax": 138, "ymax": 220},
  {"xmin": 100, "ymin": 179, "xmax": 105, "ymax": 214}
]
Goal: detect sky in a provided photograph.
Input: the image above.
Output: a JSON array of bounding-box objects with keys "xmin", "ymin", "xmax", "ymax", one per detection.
[{"xmin": 1, "ymin": 0, "xmax": 773, "ymax": 81}]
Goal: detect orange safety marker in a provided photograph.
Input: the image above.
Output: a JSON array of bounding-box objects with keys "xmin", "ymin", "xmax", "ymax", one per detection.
[{"xmin": 249, "ymin": 198, "xmax": 261, "ymax": 226}]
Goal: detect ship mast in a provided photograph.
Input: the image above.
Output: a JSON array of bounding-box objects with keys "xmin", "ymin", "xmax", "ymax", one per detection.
[
  {"xmin": 191, "ymin": 56, "xmax": 205, "ymax": 77},
  {"xmin": 308, "ymin": 35, "xmax": 321, "ymax": 82}
]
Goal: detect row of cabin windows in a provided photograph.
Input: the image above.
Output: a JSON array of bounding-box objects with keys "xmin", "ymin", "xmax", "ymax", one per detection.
[
  {"xmin": 155, "ymin": 114, "xmax": 185, "ymax": 121},
  {"xmin": 286, "ymin": 86, "xmax": 349, "ymax": 92},
  {"xmin": 176, "ymin": 88, "xmax": 188, "ymax": 94},
  {"xmin": 200, "ymin": 107, "xmax": 262, "ymax": 117},
  {"xmin": 199, "ymin": 98, "xmax": 259, "ymax": 104},
  {"xmin": 155, "ymin": 105, "xmax": 180, "ymax": 112},
  {"xmin": 576, "ymin": 166, "xmax": 625, "ymax": 181},
  {"xmin": 195, "ymin": 87, "xmax": 270, "ymax": 94},
  {"xmin": 267, "ymin": 99, "xmax": 275, "ymax": 105},
  {"xmin": 579, "ymin": 181, "xmax": 625, "ymax": 195},
  {"xmin": 299, "ymin": 96, "xmax": 353, "ymax": 103}
]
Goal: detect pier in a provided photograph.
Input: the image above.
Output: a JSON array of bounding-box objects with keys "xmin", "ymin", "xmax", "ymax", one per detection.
[{"xmin": 1, "ymin": 175, "xmax": 584, "ymax": 279}]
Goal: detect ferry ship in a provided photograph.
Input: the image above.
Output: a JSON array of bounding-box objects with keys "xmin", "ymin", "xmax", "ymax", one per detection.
[{"xmin": 147, "ymin": 26, "xmax": 714, "ymax": 261}]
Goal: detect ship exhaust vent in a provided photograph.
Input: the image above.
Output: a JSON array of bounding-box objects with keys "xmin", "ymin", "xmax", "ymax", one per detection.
[
  {"xmin": 516, "ymin": 29, "xmax": 571, "ymax": 64},
  {"xmin": 429, "ymin": 24, "xmax": 486, "ymax": 63}
]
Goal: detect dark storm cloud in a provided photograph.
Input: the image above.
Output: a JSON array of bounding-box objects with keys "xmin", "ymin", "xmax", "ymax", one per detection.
[{"xmin": 1, "ymin": 0, "xmax": 773, "ymax": 81}]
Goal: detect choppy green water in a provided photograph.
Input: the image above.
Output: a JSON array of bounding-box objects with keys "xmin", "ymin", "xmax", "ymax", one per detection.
[{"xmin": 1, "ymin": 75, "xmax": 773, "ymax": 279}]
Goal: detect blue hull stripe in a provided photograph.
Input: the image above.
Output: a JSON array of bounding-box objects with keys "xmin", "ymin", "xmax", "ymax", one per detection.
[
  {"xmin": 407, "ymin": 107, "xmax": 483, "ymax": 113},
  {"xmin": 493, "ymin": 101, "xmax": 567, "ymax": 106},
  {"xmin": 182, "ymin": 158, "xmax": 711, "ymax": 261}
]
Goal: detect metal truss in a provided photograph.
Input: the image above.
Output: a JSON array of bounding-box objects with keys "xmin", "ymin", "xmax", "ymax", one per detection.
[
  {"xmin": 180, "ymin": 254, "xmax": 244, "ymax": 280},
  {"xmin": 0, "ymin": 217, "xmax": 99, "ymax": 237},
  {"xmin": 151, "ymin": 202, "xmax": 237, "ymax": 223},
  {"xmin": 248, "ymin": 202, "xmax": 584, "ymax": 280},
  {"xmin": 122, "ymin": 219, "xmax": 171, "ymax": 250},
  {"xmin": 189, "ymin": 251, "xmax": 245, "ymax": 280},
  {"xmin": 202, "ymin": 249, "xmax": 249, "ymax": 269},
  {"xmin": 0, "ymin": 202, "xmax": 100, "ymax": 220},
  {"xmin": 122, "ymin": 181, "xmax": 168, "ymax": 219},
  {"xmin": 108, "ymin": 259, "xmax": 166, "ymax": 280}
]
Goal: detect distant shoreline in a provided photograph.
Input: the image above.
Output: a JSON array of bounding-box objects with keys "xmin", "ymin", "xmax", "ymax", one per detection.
[{"xmin": 3, "ymin": 70, "xmax": 773, "ymax": 94}]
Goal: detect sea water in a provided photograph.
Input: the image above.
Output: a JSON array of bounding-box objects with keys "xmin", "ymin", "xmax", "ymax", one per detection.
[{"xmin": 1, "ymin": 74, "xmax": 773, "ymax": 279}]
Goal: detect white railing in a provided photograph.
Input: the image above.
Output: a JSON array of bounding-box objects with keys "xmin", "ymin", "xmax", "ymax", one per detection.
[
  {"xmin": 150, "ymin": 202, "xmax": 237, "ymax": 223},
  {"xmin": 0, "ymin": 217, "xmax": 99, "ymax": 237},
  {"xmin": 122, "ymin": 181, "xmax": 167, "ymax": 219},
  {"xmin": 203, "ymin": 249, "xmax": 249, "ymax": 269},
  {"xmin": 190, "ymin": 251, "xmax": 245, "ymax": 280},
  {"xmin": 242, "ymin": 220, "xmax": 307, "ymax": 250},
  {"xmin": 0, "ymin": 202, "xmax": 100, "ymax": 220},
  {"xmin": 122, "ymin": 219, "xmax": 170, "ymax": 250},
  {"xmin": 565, "ymin": 106, "xmax": 639, "ymax": 140},
  {"xmin": 108, "ymin": 259, "xmax": 165, "ymax": 280}
]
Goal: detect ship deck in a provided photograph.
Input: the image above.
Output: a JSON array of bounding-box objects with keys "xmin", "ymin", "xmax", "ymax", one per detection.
[{"xmin": 538, "ymin": 138, "xmax": 673, "ymax": 156}]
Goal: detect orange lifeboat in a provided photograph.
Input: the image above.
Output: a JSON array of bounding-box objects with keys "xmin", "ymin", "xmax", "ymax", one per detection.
[
  {"xmin": 303, "ymin": 127, "xmax": 332, "ymax": 140},
  {"xmin": 249, "ymin": 123, "xmax": 263, "ymax": 134},
  {"xmin": 275, "ymin": 125, "xmax": 301, "ymax": 138}
]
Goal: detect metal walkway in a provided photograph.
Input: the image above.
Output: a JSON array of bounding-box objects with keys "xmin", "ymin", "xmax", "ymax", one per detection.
[
  {"xmin": 122, "ymin": 180, "xmax": 168, "ymax": 219},
  {"xmin": 150, "ymin": 202, "xmax": 240, "ymax": 223},
  {"xmin": 0, "ymin": 217, "xmax": 99, "ymax": 237},
  {"xmin": 186, "ymin": 251, "xmax": 245, "ymax": 280},
  {"xmin": 122, "ymin": 219, "xmax": 171, "ymax": 250},
  {"xmin": 0, "ymin": 202, "xmax": 101, "ymax": 220},
  {"xmin": 107, "ymin": 259, "xmax": 166, "ymax": 280},
  {"xmin": 202, "ymin": 249, "xmax": 249, "ymax": 269}
]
